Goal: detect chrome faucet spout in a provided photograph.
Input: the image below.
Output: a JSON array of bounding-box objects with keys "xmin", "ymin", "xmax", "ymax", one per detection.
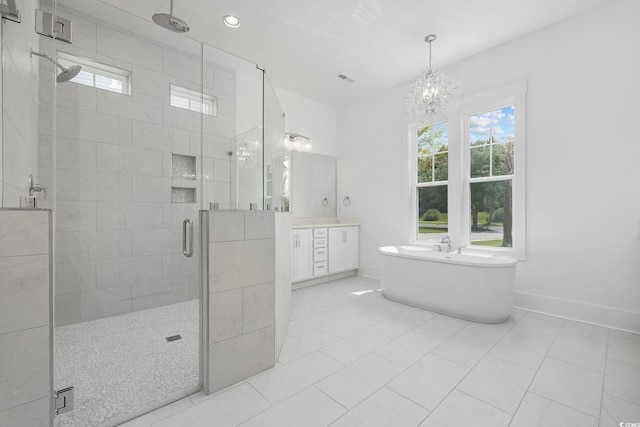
[{"xmin": 441, "ymin": 236, "xmax": 451, "ymax": 252}]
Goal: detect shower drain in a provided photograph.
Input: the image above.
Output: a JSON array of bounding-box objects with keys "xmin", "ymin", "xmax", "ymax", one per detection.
[{"xmin": 165, "ymin": 334, "xmax": 182, "ymax": 342}]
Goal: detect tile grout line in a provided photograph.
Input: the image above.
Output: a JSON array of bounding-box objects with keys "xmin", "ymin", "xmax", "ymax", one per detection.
[
  {"xmin": 526, "ymin": 390, "xmax": 600, "ymax": 420},
  {"xmin": 456, "ymin": 388, "xmax": 514, "ymax": 416},
  {"xmin": 413, "ymin": 310, "xmax": 524, "ymax": 424},
  {"xmin": 237, "ymin": 353, "xmax": 349, "ymax": 425},
  {"xmin": 235, "ymin": 381, "xmax": 276, "ymax": 425},
  {"xmin": 506, "ymin": 316, "xmax": 565, "ymax": 426},
  {"xmin": 598, "ymin": 327, "xmax": 611, "ymax": 423},
  {"xmin": 355, "ymin": 316, "xmax": 513, "ymax": 417}
]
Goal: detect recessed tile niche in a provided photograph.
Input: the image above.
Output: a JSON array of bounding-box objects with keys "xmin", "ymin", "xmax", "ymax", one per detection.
[
  {"xmin": 172, "ymin": 154, "xmax": 197, "ymax": 203},
  {"xmin": 171, "ymin": 187, "xmax": 196, "ymax": 203},
  {"xmin": 172, "ymin": 154, "xmax": 196, "ymax": 180}
]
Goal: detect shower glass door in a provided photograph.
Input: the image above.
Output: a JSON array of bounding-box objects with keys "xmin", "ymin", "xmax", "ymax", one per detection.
[{"xmin": 43, "ymin": 1, "xmax": 204, "ymax": 425}]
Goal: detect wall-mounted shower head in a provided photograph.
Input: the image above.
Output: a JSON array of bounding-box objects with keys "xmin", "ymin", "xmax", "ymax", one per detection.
[
  {"xmin": 30, "ymin": 49, "xmax": 82, "ymax": 83},
  {"xmin": 56, "ymin": 64, "xmax": 82, "ymax": 83},
  {"xmin": 152, "ymin": 0, "xmax": 189, "ymax": 33}
]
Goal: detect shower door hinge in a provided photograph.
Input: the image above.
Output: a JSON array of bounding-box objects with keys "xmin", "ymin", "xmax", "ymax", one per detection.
[{"xmin": 54, "ymin": 386, "xmax": 74, "ymax": 415}]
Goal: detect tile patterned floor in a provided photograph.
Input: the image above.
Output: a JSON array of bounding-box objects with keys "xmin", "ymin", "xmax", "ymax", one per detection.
[
  {"xmin": 55, "ymin": 300, "xmax": 200, "ymax": 427},
  {"xmin": 122, "ymin": 276, "xmax": 640, "ymax": 427}
]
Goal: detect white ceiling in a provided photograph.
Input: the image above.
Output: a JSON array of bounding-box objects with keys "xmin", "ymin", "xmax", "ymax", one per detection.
[{"xmin": 100, "ymin": 0, "xmax": 609, "ymax": 107}]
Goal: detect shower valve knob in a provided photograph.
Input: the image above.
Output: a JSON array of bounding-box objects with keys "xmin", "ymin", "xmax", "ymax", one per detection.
[{"xmin": 29, "ymin": 174, "xmax": 46, "ymax": 198}]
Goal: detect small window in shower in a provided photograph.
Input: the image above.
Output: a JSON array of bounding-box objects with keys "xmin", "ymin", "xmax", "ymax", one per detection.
[
  {"xmin": 57, "ymin": 52, "xmax": 131, "ymax": 95},
  {"xmin": 170, "ymin": 84, "xmax": 218, "ymax": 116}
]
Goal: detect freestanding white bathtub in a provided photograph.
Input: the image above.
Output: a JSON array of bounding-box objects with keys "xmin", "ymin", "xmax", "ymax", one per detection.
[{"xmin": 378, "ymin": 246, "xmax": 517, "ymax": 323}]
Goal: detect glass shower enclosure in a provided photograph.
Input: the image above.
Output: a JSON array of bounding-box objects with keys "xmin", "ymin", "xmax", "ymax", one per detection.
[{"xmin": 0, "ymin": 0, "xmax": 286, "ymax": 425}]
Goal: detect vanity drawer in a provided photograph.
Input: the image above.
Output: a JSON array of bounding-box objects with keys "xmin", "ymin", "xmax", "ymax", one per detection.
[
  {"xmin": 313, "ymin": 262, "xmax": 327, "ymax": 277},
  {"xmin": 313, "ymin": 238, "xmax": 327, "ymax": 248},
  {"xmin": 314, "ymin": 248, "xmax": 327, "ymax": 262},
  {"xmin": 313, "ymin": 228, "xmax": 327, "ymax": 238}
]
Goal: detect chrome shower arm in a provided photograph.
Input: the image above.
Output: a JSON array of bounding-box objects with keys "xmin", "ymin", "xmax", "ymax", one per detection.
[{"xmin": 30, "ymin": 49, "xmax": 66, "ymax": 71}]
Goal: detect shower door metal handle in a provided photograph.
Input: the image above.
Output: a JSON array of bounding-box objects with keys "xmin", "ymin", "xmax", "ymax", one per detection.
[{"xmin": 183, "ymin": 219, "xmax": 193, "ymax": 257}]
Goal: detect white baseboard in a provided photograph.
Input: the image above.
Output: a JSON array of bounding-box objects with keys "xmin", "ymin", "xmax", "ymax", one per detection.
[
  {"xmin": 515, "ymin": 291, "xmax": 640, "ymax": 334},
  {"xmin": 303, "ymin": 269, "xmax": 640, "ymax": 334},
  {"xmin": 292, "ymin": 271, "xmax": 356, "ymax": 290},
  {"xmin": 356, "ymin": 265, "xmax": 380, "ymax": 279}
]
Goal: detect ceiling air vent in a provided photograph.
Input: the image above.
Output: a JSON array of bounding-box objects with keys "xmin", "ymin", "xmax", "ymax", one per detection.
[{"xmin": 338, "ymin": 74, "xmax": 355, "ymax": 83}]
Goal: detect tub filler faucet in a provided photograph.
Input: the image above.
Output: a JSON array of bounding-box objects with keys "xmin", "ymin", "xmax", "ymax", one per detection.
[{"xmin": 441, "ymin": 236, "xmax": 451, "ymax": 253}]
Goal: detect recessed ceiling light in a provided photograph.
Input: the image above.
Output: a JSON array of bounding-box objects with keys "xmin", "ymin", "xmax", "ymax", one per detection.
[{"xmin": 222, "ymin": 15, "xmax": 240, "ymax": 28}]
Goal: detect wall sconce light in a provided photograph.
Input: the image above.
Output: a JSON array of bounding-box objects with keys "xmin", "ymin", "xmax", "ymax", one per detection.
[{"xmin": 285, "ymin": 132, "xmax": 312, "ymax": 152}]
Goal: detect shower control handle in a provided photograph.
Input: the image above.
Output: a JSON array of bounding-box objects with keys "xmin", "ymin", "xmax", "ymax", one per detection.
[
  {"xmin": 29, "ymin": 174, "xmax": 46, "ymax": 198},
  {"xmin": 183, "ymin": 219, "xmax": 193, "ymax": 258}
]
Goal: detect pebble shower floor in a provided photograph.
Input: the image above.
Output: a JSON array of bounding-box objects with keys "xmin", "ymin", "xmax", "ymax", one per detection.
[{"xmin": 54, "ymin": 300, "xmax": 199, "ymax": 427}]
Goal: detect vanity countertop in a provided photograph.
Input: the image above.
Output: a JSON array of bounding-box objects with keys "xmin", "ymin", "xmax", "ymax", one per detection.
[{"xmin": 292, "ymin": 217, "xmax": 360, "ymax": 228}]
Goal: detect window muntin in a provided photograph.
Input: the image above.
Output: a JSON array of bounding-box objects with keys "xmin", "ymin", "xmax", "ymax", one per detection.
[
  {"xmin": 468, "ymin": 106, "xmax": 515, "ymax": 247},
  {"xmin": 470, "ymin": 106, "xmax": 515, "ymax": 178},
  {"xmin": 170, "ymin": 84, "xmax": 218, "ymax": 116},
  {"xmin": 57, "ymin": 52, "xmax": 131, "ymax": 95},
  {"xmin": 416, "ymin": 122, "xmax": 448, "ymax": 242},
  {"xmin": 417, "ymin": 123, "xmax": 448, "ymax": 183}
]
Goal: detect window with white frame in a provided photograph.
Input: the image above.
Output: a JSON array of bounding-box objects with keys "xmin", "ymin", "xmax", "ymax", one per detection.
[
  {"xmin": 416, "ymin": 122, "xmax": 449, "ymax": 242},
  {"xmin": 57, "ymin": 52, "xmax": 131, "ymax": 95},
  {"xmin": 468, "ymin": 106, "xmax": 515, "ymax": 247},
  {"xmin": 170, "ymin": 84, "xmax": 218, "ymax": 116},
  {"xmin": 407, "ymin": 83, "xmax": 526, "ymax": 258}
]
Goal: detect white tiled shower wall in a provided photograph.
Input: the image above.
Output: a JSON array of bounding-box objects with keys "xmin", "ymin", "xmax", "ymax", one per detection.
[
  {"xmin": 1, "ymin": 0, "xmax": 40, "ymax": 206},
  {"xmin": 0, "ymin": 209, "xmax": 51, "ymax": 427},
  {"xmin": 37, "ymin": 5, "xmax": 237, "ymax": 326},
  {"xmin": 204, "ymin": 210, "xmax": 292, "ymax": 394}
]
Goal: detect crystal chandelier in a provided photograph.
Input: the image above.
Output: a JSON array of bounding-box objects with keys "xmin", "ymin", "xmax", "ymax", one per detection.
[
  {"xmin": 406, "ymin": 35, "xmax": 455, "ymax": 123},
  {"xmin": 236, "ymin": 139, "xmax": 260, "ymax": 168}
]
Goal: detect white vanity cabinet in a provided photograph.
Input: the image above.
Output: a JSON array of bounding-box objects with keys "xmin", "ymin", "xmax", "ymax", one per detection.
[
  {"xmin": 291, "ymin": 223, "xmax": 358, "ymax": 286},
  {"xmin": 292, "ymin": 223, "xmax": 359, "ymax": 284},
  {"xmin": 328, "ymin": 226, "xmax": 359, "ymax": 274},
  {"xmin": 312, "ymin": 228, "xmax": 328, "ymax": 277},
  {"xmin": 292, "ymin": 229, "xmax": 312, "ymax": 282}
]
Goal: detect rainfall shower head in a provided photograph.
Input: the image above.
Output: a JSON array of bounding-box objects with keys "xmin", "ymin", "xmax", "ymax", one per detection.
[
  {"xmin": 152, "ymin": 0, "xmax": 189, "ymax": 33},
  {"xmin": 30, "ymin": 49, "xmax": 82, "ymax": 83},
  {"xmin": 56, "ymin": 64, "xmax": 82, "ymax": 83}
]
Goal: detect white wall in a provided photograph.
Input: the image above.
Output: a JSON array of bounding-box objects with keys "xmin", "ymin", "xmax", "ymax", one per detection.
[
  {"xmin": 337, "ymin": 0, "xmax": 640, "ymax": 332},
  {"xmin": 292, "ymin": 151, "xmax": 337, "ymax": 217},
  {"xmin": 274, "ymin": 86, "xmax": 337, "ymax": 157}
]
